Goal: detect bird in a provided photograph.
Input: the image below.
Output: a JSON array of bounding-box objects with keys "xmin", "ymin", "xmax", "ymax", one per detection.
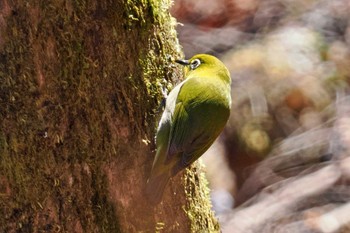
[{"xmin": 146, "ymin": 54, "xmax": 231, "ymax": 204}]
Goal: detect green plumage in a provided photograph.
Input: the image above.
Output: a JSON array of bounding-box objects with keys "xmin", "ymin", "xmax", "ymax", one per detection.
[{"xmin": 146, "ymin": 54, "xmax": 231, "ymax": 204}]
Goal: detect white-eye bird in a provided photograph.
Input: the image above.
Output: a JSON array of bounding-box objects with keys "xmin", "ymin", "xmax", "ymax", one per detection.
[{"xmin": 146, "ymin": 54, "xmax": 231, "ymax": 204}]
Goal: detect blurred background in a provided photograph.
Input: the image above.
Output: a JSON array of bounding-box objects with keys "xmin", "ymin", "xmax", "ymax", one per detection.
[{"xmin": 171, "ymin": 0, "xmax": 350, "ymax": 232}]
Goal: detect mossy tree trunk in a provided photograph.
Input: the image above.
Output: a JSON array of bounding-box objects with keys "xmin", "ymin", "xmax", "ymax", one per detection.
[{"xmin": 0, "ymin": 0, "xmax": 219, "ymax": 232}]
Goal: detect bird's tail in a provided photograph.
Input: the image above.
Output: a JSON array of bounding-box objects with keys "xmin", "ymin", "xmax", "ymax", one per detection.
[{"xmin": 145, "ymin": 172, "xmax": 171, "ymax": 205}]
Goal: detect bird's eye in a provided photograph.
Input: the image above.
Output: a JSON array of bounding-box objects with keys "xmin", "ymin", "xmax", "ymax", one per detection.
[{"xmin": 190, "ymin": 59, "xmax": 201, "ymax": 70}]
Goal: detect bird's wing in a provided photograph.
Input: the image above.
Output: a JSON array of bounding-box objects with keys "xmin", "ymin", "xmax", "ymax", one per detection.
[
  {"xmin": 166, "ymin": 78, "xmax": 229, "ymax": 174},
  {"xmin": 167, "ymin": 101, "xmax": 189, "ymax": 157}
]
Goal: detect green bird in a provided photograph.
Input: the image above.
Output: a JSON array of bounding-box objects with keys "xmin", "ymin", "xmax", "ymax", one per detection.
[{"xmin": 146, "ymin": 54, "xmax": 231, "ymax": 204}]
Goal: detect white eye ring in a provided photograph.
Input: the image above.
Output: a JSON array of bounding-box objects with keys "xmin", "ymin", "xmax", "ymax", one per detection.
[{"xmin": 190, "ymin": 59, "xmax": 201, "ymax": 70}]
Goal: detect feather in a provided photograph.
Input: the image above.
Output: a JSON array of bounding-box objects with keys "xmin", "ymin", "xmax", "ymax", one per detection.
[{"xmin": 145, "ymin": 172, "xmax": 171, "ymax": 205}]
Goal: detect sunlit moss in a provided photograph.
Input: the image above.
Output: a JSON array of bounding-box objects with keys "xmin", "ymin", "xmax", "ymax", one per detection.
[{"xmin": 183, "ymin": 162, "xmax": 220, "ymax": 232}]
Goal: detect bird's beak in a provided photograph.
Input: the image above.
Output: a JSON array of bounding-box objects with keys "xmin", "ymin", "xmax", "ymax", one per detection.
[{"xmin": 175, "ymin": 59, "xmax": 190, "ymax": 66}]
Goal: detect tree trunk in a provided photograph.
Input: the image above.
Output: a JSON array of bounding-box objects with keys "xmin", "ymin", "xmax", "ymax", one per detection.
[{"xmin": 0, "ymin": 0, "xmax": 219, "ymax": 232}]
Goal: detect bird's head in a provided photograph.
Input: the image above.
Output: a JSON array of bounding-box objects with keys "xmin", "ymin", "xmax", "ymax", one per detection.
[{"xmin": 175, "ymin": 54, "xmax": 231, "ymax": 84}]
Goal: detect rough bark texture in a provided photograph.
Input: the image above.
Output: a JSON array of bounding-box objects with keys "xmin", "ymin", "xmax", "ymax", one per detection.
[{"xmin": 0, "ymin": 0, "xmax": 219, "ymax": 232}]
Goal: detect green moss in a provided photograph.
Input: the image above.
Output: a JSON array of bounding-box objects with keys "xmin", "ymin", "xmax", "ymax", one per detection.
[
  {"xmin": 183, "ymin": 162, "xmax": 220, "ymax": 233},
  {"xmin": 0, "ymin": 0, "xmax": 129, "ymax": 230},
  {"xmin": 92, "ymin": 172, "xmax": 121, "ymax": 233},
  {"xmin": 0, "ymin": 125, "xmax": 6, "ymax": 145},
  {"xmin": 0, "ymin": 0, "xmax": 216, "ymax": 232}
]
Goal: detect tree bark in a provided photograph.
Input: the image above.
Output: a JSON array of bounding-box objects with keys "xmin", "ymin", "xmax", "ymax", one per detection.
[{"xmin": 0, "ymin": 0, "xmax": 219, "ymax": 232}]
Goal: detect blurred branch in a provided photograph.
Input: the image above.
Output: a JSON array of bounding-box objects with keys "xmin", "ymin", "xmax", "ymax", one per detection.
[{"xmin": 221, "ymin": 163, "xmax": 341, "ymax": 233}]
